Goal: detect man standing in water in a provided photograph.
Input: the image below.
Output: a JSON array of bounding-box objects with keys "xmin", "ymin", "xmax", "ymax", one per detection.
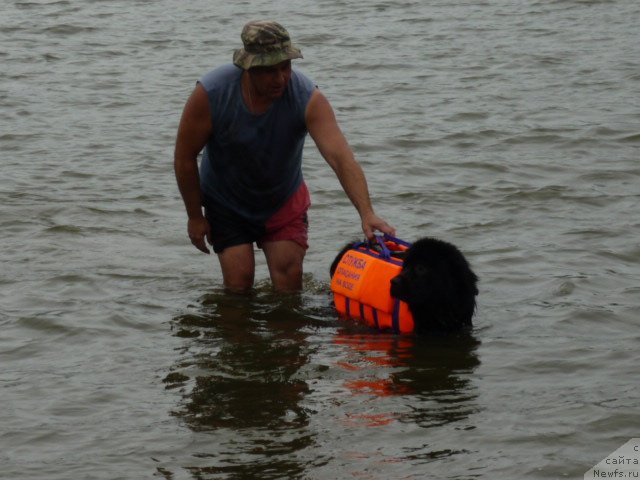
[{"xmin": 174, "ymin": 20, "xmax": 394, "ymax": 292}]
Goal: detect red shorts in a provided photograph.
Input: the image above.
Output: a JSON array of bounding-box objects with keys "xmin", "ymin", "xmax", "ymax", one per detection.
[
  {"xmin": 204, "ymin": 182, "xmax": 311, "ymax": 253},
  {"xmin": 257, "ymin": 182, "xmax": 311, "ymax": 250}
]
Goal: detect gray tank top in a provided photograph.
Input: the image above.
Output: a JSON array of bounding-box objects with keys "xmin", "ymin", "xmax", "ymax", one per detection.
[{"xmin": 198, "ymin": 64, "xmax": 316, "ymax": 223}]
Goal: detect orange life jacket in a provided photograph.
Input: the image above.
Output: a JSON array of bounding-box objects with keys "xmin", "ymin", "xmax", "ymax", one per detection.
[{"xmin": 330, "ymin": 236, "xmax": 414, "ymax": 334}]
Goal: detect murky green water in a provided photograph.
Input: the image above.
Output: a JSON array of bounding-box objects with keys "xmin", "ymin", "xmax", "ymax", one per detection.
[{"xmin": 1, "ymin": 0, "xmax": 639, "ymax": 478}]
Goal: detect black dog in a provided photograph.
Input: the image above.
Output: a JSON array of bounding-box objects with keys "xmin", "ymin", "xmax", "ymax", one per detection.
[{"xmin": 330, "ymin": 237, "xmax": 478, "ymax": 334}]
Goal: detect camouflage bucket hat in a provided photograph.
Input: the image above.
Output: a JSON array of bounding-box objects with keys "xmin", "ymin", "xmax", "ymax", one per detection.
[{"xmin": 233, "ymin": 20, "xmax": 303, "ymax": 70}]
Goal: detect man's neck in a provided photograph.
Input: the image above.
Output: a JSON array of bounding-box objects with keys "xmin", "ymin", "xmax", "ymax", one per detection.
[{"xmin": 242, "ymin": 72, "xmax": 271, "ymax": 114}]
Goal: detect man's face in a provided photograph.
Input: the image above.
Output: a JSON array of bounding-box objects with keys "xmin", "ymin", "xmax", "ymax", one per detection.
[{"xmin": 248, "ymin": 60, "xmax": 292, "ymax": 100}]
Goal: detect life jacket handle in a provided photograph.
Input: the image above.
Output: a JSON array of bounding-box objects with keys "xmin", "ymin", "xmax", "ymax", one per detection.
[
  {"xmin": 381, "ymin": 233, "xmax": 413, "ymax": 248},
  {"xmin": 374, "ymin": 235, "xmax": 392, "ymax": 259},
  {"xmin": 367, "ymin": 234, "xmax": 413, "ymax": 259}
]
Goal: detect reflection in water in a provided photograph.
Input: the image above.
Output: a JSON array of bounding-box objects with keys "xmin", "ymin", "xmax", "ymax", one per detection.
[
  {"xmin": 164, "ymin": 284, "xmax": 481, "ymax": 478},
  {"xmin": 333, "ymin": 326, "xmax": 481, "ymax": 431},
  {"xmin": 165, "ymin": 286, "xmax": 319, "ymax": 479},
  {"xmin": 395, "ymin": 332, "xmax": 481, "ymax": 428}
]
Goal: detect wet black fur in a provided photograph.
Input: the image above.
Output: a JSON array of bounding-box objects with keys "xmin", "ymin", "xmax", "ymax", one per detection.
[{"xmin": 330, "ymin": 237, "xmax": 478, "ymax": 334}]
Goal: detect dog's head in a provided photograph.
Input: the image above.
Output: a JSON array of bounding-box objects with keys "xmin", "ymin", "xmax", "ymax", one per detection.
[{"xmin": 390, "ymin": 237, "xmax": 478, "ymax": 333}]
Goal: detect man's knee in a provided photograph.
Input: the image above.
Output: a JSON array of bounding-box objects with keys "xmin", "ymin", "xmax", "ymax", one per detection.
[
  {"xmin": 273, "ymin": 260, "xmax": 302, "ymax": 282},
  {"xmin": 270, "ymin": 266, "xmax": 303, "ymax": 292},
  {"xmin": 263, "ymin": 241, "xmax": 305, "ymax": 291},
  {"xmin": 223, "ymin": 273, "xmax": 254, "ymax": 293},
  {"xmin": 218, "ymin": 244, "xmax": 255, "ymax": 292}
]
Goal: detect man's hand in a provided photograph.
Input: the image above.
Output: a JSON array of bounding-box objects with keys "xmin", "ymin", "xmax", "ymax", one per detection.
[
  {"xmin": 188, "ymin": 217, "xmax": 212, "ymax": 254},
  {"xmin": 361, "ymin": 212, "xmax": 396, "ymax": 240}
]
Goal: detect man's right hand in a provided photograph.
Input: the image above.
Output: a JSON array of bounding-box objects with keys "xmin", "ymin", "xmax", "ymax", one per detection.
[{"xmin": 188, "ymin": 217, "xmax": 212, "ymax": 254}]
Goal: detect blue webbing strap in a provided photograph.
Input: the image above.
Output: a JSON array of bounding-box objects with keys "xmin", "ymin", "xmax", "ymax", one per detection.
[
  {"xmin": 374, "ymin": 235, "xmax": 391, "ymax": 259},
  {"xmin": 356, "ymin": 234, "xmax": 412, "ymax": 258},
  {"xmin": 382, "ymin": 233, "xmax": 413, "ymax": 248},
  {"xmin": 368, "ymin": 234, "xmax": 413, "ymax": 255},
  {"xmin": 372, "ymin": 307, "xmax": 379, "ymax": 329},
  {"xmin": 392, "ymin": 299, "xmax": 401, "ymax": 334}
]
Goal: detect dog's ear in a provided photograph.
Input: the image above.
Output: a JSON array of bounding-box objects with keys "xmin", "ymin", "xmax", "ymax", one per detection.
[{"xmin": 398, "ymin": 237, "xmax": 480, "ymax": 332}]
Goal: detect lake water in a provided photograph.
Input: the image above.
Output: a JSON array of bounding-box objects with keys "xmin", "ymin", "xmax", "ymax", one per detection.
[{"xmin": 1, "ymin": 1, "xmax": 639, "ymax": 479}]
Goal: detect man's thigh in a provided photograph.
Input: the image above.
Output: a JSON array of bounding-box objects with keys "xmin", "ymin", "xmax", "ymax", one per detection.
[
  {"xmin": 262, "ymin": 240, "xmax": 306, "ymax": 292},
  {"xmin": 217, "ymin": 243, "xmax": 255, "ymax": 292}
]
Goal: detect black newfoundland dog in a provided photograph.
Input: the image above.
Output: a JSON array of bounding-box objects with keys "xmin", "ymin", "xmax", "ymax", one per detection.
[{"xmin": 330, "ymin": 237, "xmax": 478, "ymax": 334}]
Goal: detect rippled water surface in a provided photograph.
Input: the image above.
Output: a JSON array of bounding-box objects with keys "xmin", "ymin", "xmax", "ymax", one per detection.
[{"xmin": 1, "ymin": 1, "xmax": 639, "ymax": 479}]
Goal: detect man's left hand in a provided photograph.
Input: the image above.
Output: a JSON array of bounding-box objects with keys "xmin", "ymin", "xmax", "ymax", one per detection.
[{"xmin": 361, "ymin": 213, "xmax": 396, "ymax": 240}]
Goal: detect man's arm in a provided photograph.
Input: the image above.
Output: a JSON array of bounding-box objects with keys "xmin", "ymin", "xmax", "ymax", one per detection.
[
  {"xmin": 174, "ymin": 83, "xmax": 214, "ymax": 253},
  {"xmin": 305, "ymin": 89, "xmax": 395, "ymax": 239}
]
